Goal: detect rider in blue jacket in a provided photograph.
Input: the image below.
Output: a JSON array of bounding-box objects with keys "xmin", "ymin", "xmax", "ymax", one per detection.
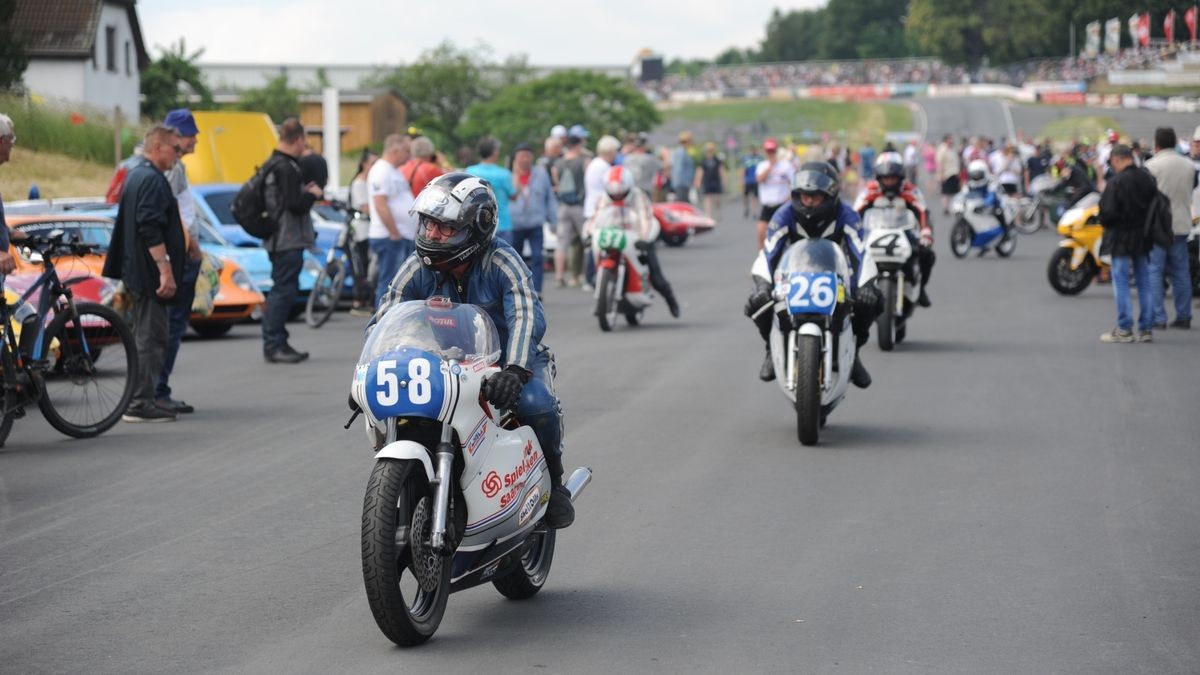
[
  {"xmin": 377, "ymin": 172, "xmax": 574, "ymax": 528},
  {"xmin": 744, "ymin": 162, "xmax": 882, "ymax": 387}
]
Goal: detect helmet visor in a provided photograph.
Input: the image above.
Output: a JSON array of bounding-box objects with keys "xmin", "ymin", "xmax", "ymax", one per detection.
[
  {"xmin": 411, "ymin": 183, "xmax": 463, "ymax": 224},
  {"xmin": 793, "ymin": 169, "xmax": 838, "ymax": 197}
]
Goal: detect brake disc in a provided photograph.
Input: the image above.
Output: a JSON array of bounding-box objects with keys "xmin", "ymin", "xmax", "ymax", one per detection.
[{"xmin": 408, "ymin": 497, "xmax": 443, "ymax": 593}]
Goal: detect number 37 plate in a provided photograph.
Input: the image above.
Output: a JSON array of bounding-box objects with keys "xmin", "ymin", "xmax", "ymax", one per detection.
[{"xmin": 783, "ymin": 271, "xmax": 841, "ymax": 315}]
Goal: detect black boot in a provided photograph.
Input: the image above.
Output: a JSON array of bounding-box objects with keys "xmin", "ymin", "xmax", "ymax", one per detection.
[
  {"xmin": 918, "ymin": 287, "xmax": 931, "ymax": 308},
  {"xmin": 666, "ymin": 294, "xmax": 681, "ymax": 319},
  {"xmin": 543, "ymin": 453, "xmax": 574, "ymax": 529},
  {"xmin": 850, "ymin": 353, "xmax": 872, "ymax": 389},
  {"xmin": 759, "ymin": 348, "xmax": 776, "ymax": 382}
]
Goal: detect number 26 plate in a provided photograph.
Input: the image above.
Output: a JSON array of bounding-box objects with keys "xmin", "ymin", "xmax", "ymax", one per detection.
[{"xmin": 784, "ymin": 271, "xmax": 839, "ymax": 315}]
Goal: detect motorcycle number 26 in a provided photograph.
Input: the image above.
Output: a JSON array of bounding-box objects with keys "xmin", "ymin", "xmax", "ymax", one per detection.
[{"xmin": 786, "ymin": 271, "xmax": 839, "ymax": 315}]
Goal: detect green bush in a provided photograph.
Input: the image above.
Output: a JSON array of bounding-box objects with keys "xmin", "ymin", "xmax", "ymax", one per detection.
[{"xmin": 0, "ymin": 95, "xmax": 138, "ymax": 164}]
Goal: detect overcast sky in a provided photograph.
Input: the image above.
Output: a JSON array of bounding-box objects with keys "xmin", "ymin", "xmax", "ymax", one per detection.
[{"xmin": 139, "ymin": 0, "xmax": 825, "ymax": 66}]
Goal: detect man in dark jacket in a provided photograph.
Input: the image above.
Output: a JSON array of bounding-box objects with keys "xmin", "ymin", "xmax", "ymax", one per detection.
[
  {"xmin": 1098, "ymin": 145, "xmax": 1156, "ymax": 343},
  {"xmin": 261, "ymin": 117, "xmax": 321, "ymax": 363},
  {"xmin": 102, "ymin": 126, "xmax": 186, "ymax": 422}
]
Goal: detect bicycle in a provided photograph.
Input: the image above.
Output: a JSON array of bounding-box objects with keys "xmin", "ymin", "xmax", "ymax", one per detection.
[
  {"xmin": 0, "ymin": 231, "xmax": 137, "ymax": 446},
  {"xmin": 305, "ymin": 202, "xmax": 361, "ymax": 328}
]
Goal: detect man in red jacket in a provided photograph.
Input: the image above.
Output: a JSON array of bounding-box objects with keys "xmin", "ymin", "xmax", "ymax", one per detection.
[{"xmin": 853, "ymin": 151, "xmax": 936, "ymax": 307}]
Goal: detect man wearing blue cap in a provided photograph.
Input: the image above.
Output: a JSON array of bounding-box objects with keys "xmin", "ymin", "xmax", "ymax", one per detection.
[{"xmin": 157, "ymin": 108, "xmax": 203, "ymax": 414}]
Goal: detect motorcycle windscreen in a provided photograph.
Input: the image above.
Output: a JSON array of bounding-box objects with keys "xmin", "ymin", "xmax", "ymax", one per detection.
[
  {"xmin": 775, "ymin": 239, "xmax": 848, "ymax": 316},
  {"xmin": 360, "ymin": 299, "xmax": 501, "ymax": 367},
  {"xmin": 862, "ymin": 208, "xmax": 916, "ymax": 232}
]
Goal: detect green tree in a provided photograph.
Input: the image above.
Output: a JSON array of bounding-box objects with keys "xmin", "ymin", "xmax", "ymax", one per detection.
[
  {"xmin": 366, "ymin": 41, "xmax": 496, "ymax": 153},
  {"xmin": 758, "ymin": 8, "xmax": 825, "ymax": 62},
  {"xmin": 820, "ymin": 0, "xmax": 912, "ymax": 60},
  {"xmin": 907, "ymin": 0, "xmax": 1057, "ymax": 66},
  {"xmin": 140, "ymin": 40, "xmax": 213, "ymax": 120},
  {"xmin": 237, "ymin": 74, "xmax": 300, "ymax": 123},
  {"xmin": 459, "ymin": 71, "xmax": 660, "ymax": 160},
  {"xmin": 666, "ymin": 58, "xmax": 710, "ymax": 77},
  {"xmin": 0, "ymin": 0, "xmax": 28, "ymax": 91},
  {"xmin": 714, "ymin": 47, "xmax": 750, "ymax": 65}
]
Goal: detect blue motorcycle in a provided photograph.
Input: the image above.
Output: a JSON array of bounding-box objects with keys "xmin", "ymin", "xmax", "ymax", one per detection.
[{"xmin": 949, "ymin": 187, "xmax": 1017, "ymax": 259}]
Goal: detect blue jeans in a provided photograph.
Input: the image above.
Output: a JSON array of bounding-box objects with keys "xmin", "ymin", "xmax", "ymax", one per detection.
[
  {"xmin": 1147, "ymin": 236, "xmax": 1193, "ymax": 324},
  {"xmin": 516, "ymin": 347, "xmax": 562, "ymax": 461},
  {"xmin": 156, "ymin": 256, "xmax": 201, "ymax": 400},
  {"xmin": 1111, "ymin": 254, "xmax": 1154, "ymax": 333},
  {"xmin": 508, "ymin": 227, "xmax": 544, "ymax": 292},
  {"xmin": 370, "ymin": 238, "xmax": 415, "ymax": 306},
  {"xmin": 262, "ymin": 248, "xmax": 303, "ymax": 353}
]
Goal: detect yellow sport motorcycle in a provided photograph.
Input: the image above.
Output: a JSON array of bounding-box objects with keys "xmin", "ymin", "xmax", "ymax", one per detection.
[{"xmin": 1047, "ymin": 193, "xmax": 1108, "ymax": 295}]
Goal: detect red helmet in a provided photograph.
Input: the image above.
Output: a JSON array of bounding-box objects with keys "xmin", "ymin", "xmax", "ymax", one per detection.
[{"xmin": 604, "ymin": 165, "xmax": 634, "ymax": 202}]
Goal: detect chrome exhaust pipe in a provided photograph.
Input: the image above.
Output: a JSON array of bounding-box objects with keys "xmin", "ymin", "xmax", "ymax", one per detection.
[{"xmin": 565, "ymin": 467, "xmax": 592, "ymax": 503}]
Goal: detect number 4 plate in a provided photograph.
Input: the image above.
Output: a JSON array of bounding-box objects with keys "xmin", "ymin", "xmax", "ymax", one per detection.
[{"xmin": 785, "ymin": 271, "xmax": 839, "ymax": 315}]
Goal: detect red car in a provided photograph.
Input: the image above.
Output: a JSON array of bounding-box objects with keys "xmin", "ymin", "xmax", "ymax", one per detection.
[{"xmin": 653, "ymin": 201, "xmax": 716, "ymax": 247}]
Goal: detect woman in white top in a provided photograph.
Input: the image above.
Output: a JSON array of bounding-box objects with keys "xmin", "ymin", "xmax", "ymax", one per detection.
[{"xmin": 348, "ymin": 150, "xmax": 378, "ymax": 315}]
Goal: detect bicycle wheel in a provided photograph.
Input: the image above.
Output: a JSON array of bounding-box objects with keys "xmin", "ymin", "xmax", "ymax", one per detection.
[
  {"xmin": 306, "ymin": 259, "xmax": 346, "ymax": 328},
  {"xmin": 37, "ymin": 302, "xmax": 136, "ymax": 438}
]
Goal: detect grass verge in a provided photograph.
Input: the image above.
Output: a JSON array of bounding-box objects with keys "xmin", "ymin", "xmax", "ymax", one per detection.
[
  {"xmin": 660, "ymin": 99, "xmax": 913, "ymax": 148},
  {"xmin": 0, "ymin": 147, "xmax": 113, "ymax": 201},
  {"xmin": 1, "ymin": 95, "xmax": 138, "ymax": 166},
  {"xmin": 1038, "ymin": 116, "xmax": 1123, "ymax": 144}
]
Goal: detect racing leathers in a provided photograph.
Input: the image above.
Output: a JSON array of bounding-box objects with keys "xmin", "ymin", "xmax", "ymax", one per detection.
[
  {"xmin": 853, "ymin": 179, "xmax": 936, "ymax": 306},
  {"xmin": 377, "ymin": 237, "xmax": 572, "ymax": 526},
  {"xmin": 587, "ymin": 187, "xmax": 681, "ymax": 317},
  {"xmin": 746, "ymin": 200, "xmax": 881, "ymax": 387}
]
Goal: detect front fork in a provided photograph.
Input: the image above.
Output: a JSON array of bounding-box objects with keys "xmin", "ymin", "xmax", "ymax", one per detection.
[{"xmin": 429, "ymin": 358, "xmax": 459, "ymax": 553}]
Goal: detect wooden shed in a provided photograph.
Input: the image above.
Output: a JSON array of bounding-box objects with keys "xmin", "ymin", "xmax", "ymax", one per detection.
[{"xmin": 299, "ymin": 89, "xmax": 408, "ymax": 154}]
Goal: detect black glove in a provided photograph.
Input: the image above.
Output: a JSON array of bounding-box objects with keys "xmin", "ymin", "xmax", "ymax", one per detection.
[
  {"xmin": 634, "ymin": 240, "xmax": 652, "ymax": 251},
  {"xmin": 855, "ymin": 282, "xmax": 882, "ymax": 311},
  {"xmin": 483, "ymin": 366, "xmax": 529, "ymax": 410},
  {"xmin": 744, "ymin": 281, "xmax": 774, "ymax": 317}
]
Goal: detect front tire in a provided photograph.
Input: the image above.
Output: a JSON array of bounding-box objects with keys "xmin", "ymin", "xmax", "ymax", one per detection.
[
  {"xmin": 305, "ymin": 260, "xmax": 345, "ymax": 328},
  {"xmin": 950, "ymin": 219, "xmax": 972, "ymax": 258},
  {"xmin": 38, "ymin": 302, "xmax": 136, "ymax": 438},
  {"xmin": 876, "ymin": 277, "xmax": 896, "ymax": 352},
  {"xmin": 996, "ymin": 229, "xmax": 1017, "ymax": 257},
  {"xmin": 596, "ymin": 267, "xmax": 618, "ymax": 332},
  {"xmin": 1047, "ymin": 248, "xmax": 1096, "ymax": 295},
  {"xmin": 1015, "ymin": 200, "xmax": 1044, "ymax": 235},
  {"xmin": 661, "ymin": 232, "xmax": 689, "ymax": 247},
  {"xmin": 190, "ymin": 322, "xmax": 234, "ymax": 338},
  {"xmin": 493, "ymin": 526, "xmax": 557, "ymax": 600},
  {"xmin": 362, "ymin": 459, "xmax": 450, "ymax": 647},
  {"xmin": 794, "ymin": 333, "xmax": 822, "ymax": 446}
]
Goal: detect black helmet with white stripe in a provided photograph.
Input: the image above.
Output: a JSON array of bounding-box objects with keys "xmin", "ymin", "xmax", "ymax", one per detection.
[{"xmin": 413, "ymin": 172, "xmax": 498, "ymax": 271}]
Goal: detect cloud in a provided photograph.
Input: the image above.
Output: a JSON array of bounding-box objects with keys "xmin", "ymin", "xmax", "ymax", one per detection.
[{"xmin": 139, "ymin": 0, "xmax": 823, "ymax": 65}]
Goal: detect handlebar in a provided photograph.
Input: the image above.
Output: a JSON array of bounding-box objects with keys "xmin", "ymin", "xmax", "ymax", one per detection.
[{"xmin": 21, "ymin": 231, "xmax": 100, "ymax": 259}]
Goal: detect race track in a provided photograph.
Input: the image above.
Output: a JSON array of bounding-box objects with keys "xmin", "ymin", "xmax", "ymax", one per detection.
[{"xmin": 2, "ymin": 100, "xmax": 1200, "ymax": 673}]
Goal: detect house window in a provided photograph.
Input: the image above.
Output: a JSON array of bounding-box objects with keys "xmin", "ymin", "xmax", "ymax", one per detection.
[
  {"xmin": 105, "ymin": 26, "xmax": 116, "ymax": 72},
  {"xmin": 125, "ymin": 41, "xmax": 130, "ymax": 75}
]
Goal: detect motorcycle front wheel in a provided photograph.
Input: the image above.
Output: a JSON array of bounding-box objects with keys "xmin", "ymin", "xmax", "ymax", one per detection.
[
  {"xmin": 950, "ymin": 219, "xmax": 972, "ymax": 258},
  {"xmin": 996, "ymin": 229, "xmax": 1017, "ymax": 258},
  {"xmin": 1047, "ymin": 248, "xmax": 1096, "ymax": 295},
  {"xmin": 362, "ymin": 459, "xmax": 450, "ymax": 647},
  {"xmin": 1015, "ymin": 200, "xmax": 1044, "ymax": 235},
  {"xmin": 876, "ymin": 277, "xmax": 896, "ymax": 352},
  {"xmin": 794, "ymin": 333, "xmax": 822, "ymax": 446},
  {"xmin": 596, "ymin": 267, "xmax": 619, "ymax": 332},
  {"xmin": 493, "ymin": 526, "xmax": 556, "ymax": 600}
]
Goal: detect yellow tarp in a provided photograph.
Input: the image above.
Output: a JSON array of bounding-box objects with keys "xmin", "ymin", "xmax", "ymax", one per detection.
[{"xmin": 182, "ymin": 112, "xmax": 278, "ymax": 185}]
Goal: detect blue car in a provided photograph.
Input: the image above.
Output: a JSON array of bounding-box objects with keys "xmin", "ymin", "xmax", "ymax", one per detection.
[{"xmin": 190, "ymin": 183, "xmax": 341, "ymax": 254}]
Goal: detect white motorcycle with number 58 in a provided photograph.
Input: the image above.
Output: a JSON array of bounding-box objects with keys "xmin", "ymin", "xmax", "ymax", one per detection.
[{"xmin": 351, "ymin": 299, "xmax": 591, "ymax": 647}]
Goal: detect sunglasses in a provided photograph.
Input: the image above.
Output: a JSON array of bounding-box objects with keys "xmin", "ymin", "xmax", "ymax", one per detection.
[{"xmin": 0, "ymin": 134, "xmax": 14, "ymax": 145}]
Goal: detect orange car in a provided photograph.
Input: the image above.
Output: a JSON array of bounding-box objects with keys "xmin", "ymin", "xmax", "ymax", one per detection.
[{"xmin": 6, "ymin": 214, "xmax": 264, "ymax": 338}]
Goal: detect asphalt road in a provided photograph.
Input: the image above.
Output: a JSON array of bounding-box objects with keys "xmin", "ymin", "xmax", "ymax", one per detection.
[{"xmin": 3, "ymin": 101, "xmax": 1200, "ymax": 674}]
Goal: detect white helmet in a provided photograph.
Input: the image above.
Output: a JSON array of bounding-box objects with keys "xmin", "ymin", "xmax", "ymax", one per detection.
[
  {"xmin": 604, "ymin": 165, "xmax": 634, "ymax": 201},
  {"xmin": 967, "ymin": 160, "xmax": 990, "ymax": 189}
]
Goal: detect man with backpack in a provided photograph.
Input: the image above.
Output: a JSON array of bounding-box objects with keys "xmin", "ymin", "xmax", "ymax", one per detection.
[
  {"xmin": 257, "ymin": 118, "xmax": 321, "ymax": 363},
  {"xmin": 1145, "ymin": 127, "xmax": 1195, "ymax": 330},
  {"xmin": 553, "ymin": 132, "xmax": 588, "ymax": 287}
]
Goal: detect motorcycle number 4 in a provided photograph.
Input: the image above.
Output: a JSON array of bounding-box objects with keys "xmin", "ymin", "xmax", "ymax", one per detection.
[
  {"xmin": 871, "ymin": 233, "xmax": 903, "ymax": 256},
  {"xmin": 786, "ymin": 271, "xmax": 838, "ymax": 315}
]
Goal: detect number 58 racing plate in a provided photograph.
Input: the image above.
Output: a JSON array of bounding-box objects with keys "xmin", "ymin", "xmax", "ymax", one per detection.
[
  {"xmin": 783, "ymin": 271, "xmax": 839, "ymax": 315},
  {"xmin": 364, "ymin": 348, "xmax": 449, "ymax": 420}
]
